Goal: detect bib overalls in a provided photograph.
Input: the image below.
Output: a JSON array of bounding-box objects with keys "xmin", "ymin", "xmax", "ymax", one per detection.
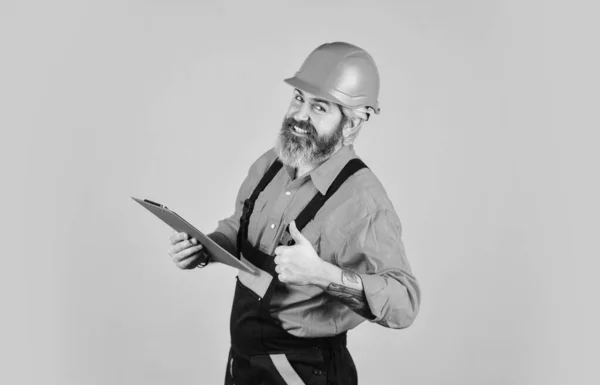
[{"xmin": 224, "ymin": 157, "xmax": 367, "ymax": 385}]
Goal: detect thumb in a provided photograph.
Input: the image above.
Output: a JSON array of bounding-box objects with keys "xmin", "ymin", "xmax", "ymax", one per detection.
[{"xmin": 289, "ymin": 221, "xmax": 307, "ymax": 244}]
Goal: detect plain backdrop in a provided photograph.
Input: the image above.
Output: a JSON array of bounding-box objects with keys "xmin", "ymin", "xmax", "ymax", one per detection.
[{"xmin": 1, "ymin": 0, "xmax": 598, "ymax": 384}]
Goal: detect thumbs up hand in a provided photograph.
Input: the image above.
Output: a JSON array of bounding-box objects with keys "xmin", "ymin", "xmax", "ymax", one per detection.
[{"xmin": 273, "ymin": 221, "xmax": 326, "ymax": 286}]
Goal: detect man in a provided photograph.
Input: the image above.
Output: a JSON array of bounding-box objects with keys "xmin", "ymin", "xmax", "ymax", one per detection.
[{"xmin": 168, "ymin": 42, "xmax": 421, "ymax": 385}]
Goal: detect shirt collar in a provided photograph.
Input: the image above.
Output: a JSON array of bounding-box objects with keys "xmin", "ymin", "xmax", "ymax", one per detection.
[{"xmin": 302, "ymin": 145, "xmax": 358, "ymax": 195}]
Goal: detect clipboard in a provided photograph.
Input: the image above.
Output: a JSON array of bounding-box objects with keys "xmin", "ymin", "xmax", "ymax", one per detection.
[{"xmin": 132, "ymin": 197, "xmax": 257, "ymax": 274}]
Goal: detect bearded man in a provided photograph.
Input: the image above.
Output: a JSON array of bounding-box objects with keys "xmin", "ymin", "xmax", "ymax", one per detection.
[{"xmin": 167, "ymin": 42, "xmax": 421, "ymax": 385}]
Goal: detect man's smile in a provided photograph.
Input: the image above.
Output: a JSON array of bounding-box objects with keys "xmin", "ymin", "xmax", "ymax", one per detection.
[{"xmin": 293, "ymin": 125, "xmax": 308, "ymax": 134}]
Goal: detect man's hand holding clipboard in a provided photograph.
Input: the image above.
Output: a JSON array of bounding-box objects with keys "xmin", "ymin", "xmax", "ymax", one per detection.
[
  {"xmin": 132, "ymin": 197, "xmax": 257, "ymax": 274},
  {"xmin": 168, "ymin": 231, "xmax": 209, "ymax": 270}
]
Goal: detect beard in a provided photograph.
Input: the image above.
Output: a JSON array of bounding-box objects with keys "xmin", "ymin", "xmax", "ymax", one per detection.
[{"xmin": 275, "ymin": 116, "xmax": 344, "ymax": 169}]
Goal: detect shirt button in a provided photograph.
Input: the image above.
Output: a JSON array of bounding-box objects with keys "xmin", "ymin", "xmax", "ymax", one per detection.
[
  {"xmin": 285, "ymin": 191, "xmax": 291, "ymax": 196},
  {"xmin": 270, "ymin": 224, "xmax": 275, "ymax": 229},
  {"xmin": 313, "ymin": 369, "xmax": 324, "ymax": 376}
]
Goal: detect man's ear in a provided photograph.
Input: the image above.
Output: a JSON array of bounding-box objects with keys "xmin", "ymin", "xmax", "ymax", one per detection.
[{"xmin": 342, "ymin": 116, "xmax": 363, "ymax": 136}]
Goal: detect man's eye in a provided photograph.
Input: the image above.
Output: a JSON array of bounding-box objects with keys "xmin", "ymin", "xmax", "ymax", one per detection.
[
  {"xmin": 314, "ymin": 105, "xmax": 325, "ymax": 112},
  {"xmin": 295, "ymin": 95, "xmax": 304, "ymax": 102}
]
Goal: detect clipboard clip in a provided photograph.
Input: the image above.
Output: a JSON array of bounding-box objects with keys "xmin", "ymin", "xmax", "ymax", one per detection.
[{"xmin": 144, "ymin": 199, "xmax": 168, "ymax": 210}]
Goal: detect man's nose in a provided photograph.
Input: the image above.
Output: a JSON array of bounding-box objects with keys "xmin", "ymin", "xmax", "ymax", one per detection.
[{"xmin": 293, "ymin": 103, "xmax": 311, "ymax": 122}]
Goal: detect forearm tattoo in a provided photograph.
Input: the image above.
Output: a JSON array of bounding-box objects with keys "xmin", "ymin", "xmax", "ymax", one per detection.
[{"xmin": 326, "ymin": 270, "xmax": 376, "ymax": 320}]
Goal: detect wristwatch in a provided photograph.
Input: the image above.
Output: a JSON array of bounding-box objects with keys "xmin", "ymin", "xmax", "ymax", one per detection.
[{"xmin": 195, "ymin": 250, "xmax": 210, "ymax": 269}]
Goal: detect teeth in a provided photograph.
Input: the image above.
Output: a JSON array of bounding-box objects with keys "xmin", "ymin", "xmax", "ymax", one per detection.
[{"xmin": 293, "ymin": 125, "xmax": 307, "ymax": 134}]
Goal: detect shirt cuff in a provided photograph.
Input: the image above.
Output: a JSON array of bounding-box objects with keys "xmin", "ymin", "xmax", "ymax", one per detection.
[{"xmin": 359, "ymin": 273, "xmax": 387, "ymax": 321}]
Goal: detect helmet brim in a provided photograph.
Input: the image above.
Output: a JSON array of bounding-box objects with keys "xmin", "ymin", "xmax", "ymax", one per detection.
[
  {"xmin": 284, "ymin": 76, "xmax": 345, "ymax": 106},
  {"xmin": 284, "ymin": 76, "xmax": 380, "ymax": 115}
]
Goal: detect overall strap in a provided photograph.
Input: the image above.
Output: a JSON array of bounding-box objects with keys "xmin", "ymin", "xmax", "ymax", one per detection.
[
  {"xmin": 237, "ymin": 159, "xmax": 283, "ymax": 252},
  {"xmin": 284, "ymin": 158, "xmax": 368, "ymax": 245}
]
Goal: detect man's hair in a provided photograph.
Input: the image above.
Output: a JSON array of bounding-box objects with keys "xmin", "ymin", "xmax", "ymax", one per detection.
[{"xmin": 340, "ymin": 106, "xmax": 370, "ymax": 146}]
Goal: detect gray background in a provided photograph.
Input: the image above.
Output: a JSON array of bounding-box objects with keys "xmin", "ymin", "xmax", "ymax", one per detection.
[{"xmin": 1, "ymin": 0, "xmax": 598, "ymax": 384}]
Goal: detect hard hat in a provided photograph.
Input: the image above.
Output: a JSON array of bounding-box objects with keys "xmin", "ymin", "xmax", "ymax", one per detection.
[{"xmin": 284, "ymin": 42, "xmax": 381, "ymax": 115}]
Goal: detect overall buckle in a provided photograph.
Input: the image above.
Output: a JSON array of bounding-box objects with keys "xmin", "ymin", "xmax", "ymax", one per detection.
[{"xmin": 241, "ymin": 199, "xmax": 254, "ymax": 221}]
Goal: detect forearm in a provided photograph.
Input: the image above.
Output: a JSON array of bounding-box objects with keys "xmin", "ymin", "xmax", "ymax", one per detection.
[{"xmin": 313, "ymin": 262, "xmax": 376, "ymax": 320}]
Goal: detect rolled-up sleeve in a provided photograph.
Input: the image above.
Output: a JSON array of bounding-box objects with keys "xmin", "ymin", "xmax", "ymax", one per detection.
[
  {"xmin": 210, "ymin": 170, "xmax": 254, "ymax": 256},
  {"xmin": 336, "ymin": 209, "xmax": 421, "ymax": 329},
  {"xmin": 210, "ymin": 149, "xmax": 277, "ymax": 257}
]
